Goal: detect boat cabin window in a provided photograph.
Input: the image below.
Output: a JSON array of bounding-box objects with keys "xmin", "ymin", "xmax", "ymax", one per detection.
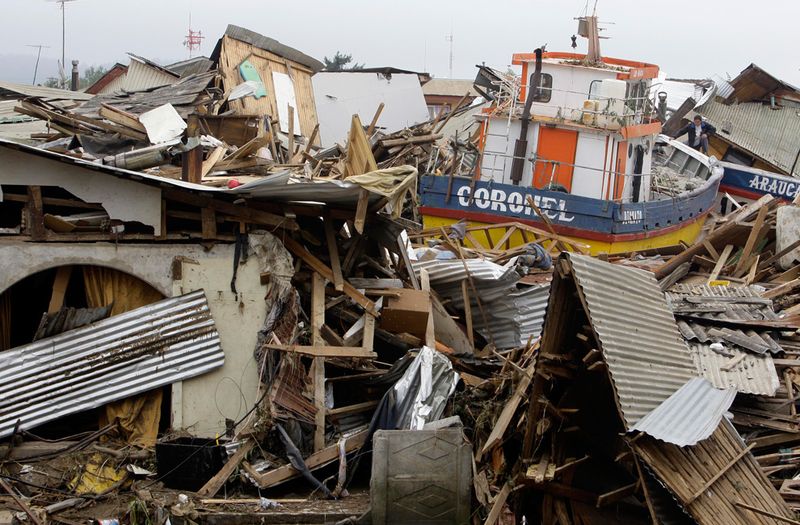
[
  {"xmin": 533, "ymin": 73, "xmax": 553, "ymax": 102},
  {"xmin": 626, "ymin": 81, "xmax": 648, "ymax": 113},
  {"xmin": 588, "ymin": 80, "xmax": 602, "ymax": 100}
]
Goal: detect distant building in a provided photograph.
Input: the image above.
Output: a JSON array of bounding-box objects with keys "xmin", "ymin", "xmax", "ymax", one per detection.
[{"xmin": 422, "ymin": 78, "xmax": 479, "ymax": 119}]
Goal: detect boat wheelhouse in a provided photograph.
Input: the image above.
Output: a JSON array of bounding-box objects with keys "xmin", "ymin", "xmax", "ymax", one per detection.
[{"xmin": 419, "ymin": 16, "xmax": 723, "ymax": 254}]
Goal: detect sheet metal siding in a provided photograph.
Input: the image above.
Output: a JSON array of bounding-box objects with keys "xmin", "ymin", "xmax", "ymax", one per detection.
[
  {"xmin": 694, "ymin": 99, "xmax": 800, "ymax": 176},
  {"xmin": 123, "ymin": 59, "xmax": 179, "ymax": 93},
  {"xmin": 0, "ymin": 290, "xmax": 223, "ymax": 438},
  {"xmin": 567, "ymin": 254, "xmax": 696, "ymax": 427},
  {"xmin": 688, "ymin": 343, "xmax": 778, "ymax": 396},
  {"xmin": 631, "ymin": 377, "xmax": 736, "ymax": 447},
  {"xmin": 473, "ymin": 285, "xmax": 550, "ymax": 349}
]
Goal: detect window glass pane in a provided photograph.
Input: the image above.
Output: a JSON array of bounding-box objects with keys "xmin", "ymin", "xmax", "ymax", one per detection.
[
  {"xmin": 533, "ymin": 73, "xmax": 552, "ymax": 103},
  {"xmin": 589, "ymin": 80, "xmax": 602, "ymax": 100}
]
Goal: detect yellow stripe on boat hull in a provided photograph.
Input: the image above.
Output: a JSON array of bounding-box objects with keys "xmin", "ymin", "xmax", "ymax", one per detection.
[{"xmin": 421, "ymin": 215, "xmax": 705, "ymax": 255}]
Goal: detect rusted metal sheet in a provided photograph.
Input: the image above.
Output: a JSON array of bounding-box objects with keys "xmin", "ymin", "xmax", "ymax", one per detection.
[{"xmin": 0, "ymin": 290, "xmax": 223, "ymax": 438}]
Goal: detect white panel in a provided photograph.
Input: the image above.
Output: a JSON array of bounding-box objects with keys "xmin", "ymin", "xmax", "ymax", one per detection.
[
  {"xmin": 479, "ymin": 119, "xmax": 538, "ymax": 186},
  {"xmin": 571, "ymin": 131, "xmax": 607, "ymax": 198},
  {"xmin": 313, "ymin": 73, "xmax": 430, "ymax": 147},
  {"xmin": 272, "ymin": 71, "xmax": 302, "ymax": 134}
]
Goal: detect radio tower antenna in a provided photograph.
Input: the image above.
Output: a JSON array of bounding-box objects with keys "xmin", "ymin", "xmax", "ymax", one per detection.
[
  {"xmin": 49, "ymin": 0, "xmax": 77, "ymax": 88},
  {"xmin": 183, "ymin": 11, "xmax": 204, "ymax": 58},
  {"xmin": 445, "ymin": 32, "xmax": 454, "ymax": 79}
]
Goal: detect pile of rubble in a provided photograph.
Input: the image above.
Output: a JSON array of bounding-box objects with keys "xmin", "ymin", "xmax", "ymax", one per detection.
[{"xmin": 3, "ymin": 20, "xmax": 800, "ymax": 525}]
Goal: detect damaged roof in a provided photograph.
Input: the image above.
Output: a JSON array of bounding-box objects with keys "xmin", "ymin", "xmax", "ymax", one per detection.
[
  {"xmin": 566, "ymin": 253, "xmax": 696, "ymax": 428},
  {"xmin": 210, "ymin": 24, "xmax": 324, "ymax": 72},
  {"xmin": 692, "ymin": 98, "xmax": 800, "ymax": 177}
]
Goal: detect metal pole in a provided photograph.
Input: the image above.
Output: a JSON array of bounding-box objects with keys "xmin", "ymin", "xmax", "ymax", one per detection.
[{"xmin": 61, "ymin": 1, "xmax": 66, "ymax": 88}]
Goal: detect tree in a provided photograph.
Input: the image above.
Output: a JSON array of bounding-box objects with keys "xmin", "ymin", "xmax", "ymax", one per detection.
[
  {"xmin": 80, "ymin": 65, "xmax": 109, "ymax": 89},
  {"xmin": 39, "ymin": 64, "xmax": 110, "ymax": 89},
  {"xmin": 323, "ymin": 52, "xmax": 364, "ymax": 72}
]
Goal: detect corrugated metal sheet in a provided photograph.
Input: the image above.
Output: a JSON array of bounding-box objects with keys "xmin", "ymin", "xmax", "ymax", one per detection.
[
  {"xmin": 688, "ymin": 342, "xmax": 778, "ymax": 396},
  {"xmin": 567, "ymin": 253, "xmax": 696, "ymax": 428},
  {"xmin": 412, "ymin": 258, "xmax": 547, "ymax": 349},
  {"xmin": 123, "ymin": 56, "xmax": 179, "ymax": 93},
  {"xmin": 632, "ymin": 377, "xmax": 736, "ymax": 446},
  {"xmin": 0, "ymin": 81, "xmax": 94, "ymax": 102},
  {"xmin": 166, "ymin": 57, "xmax": 214, "ymax": 78},
  {"xmin": 693, "ymin": 98, "xmax": 800, "ymax": 176},
  {"xmin": 472, "ymin": 285, "xmax": 549, "ymax": 349},
  {"xmin": 710, "ymin": 73, "xmax": 734, "ymax": 100},
  {"xmin": 33, "ymin": 305, "xmax": 112, "ymax": 340},
  {"xmin": 666, "ymin": 284, "xmax": 781, "ymax": 395},
  {"xmin": 0, "ymin": 290, "xmax": 223, "ymax": 438},
  {"xmin": 76, "ymin": 71, "xmax": 216, "ymax": 118}
]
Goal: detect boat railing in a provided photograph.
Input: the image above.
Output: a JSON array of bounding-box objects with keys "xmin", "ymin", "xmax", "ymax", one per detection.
[
  {"xmin": 485, "ymin": 80, "xmax": 657, "ymax": 130},
  {"xmin": 476, "ymin": 146, "xmax": 713, "ymax": 204}
]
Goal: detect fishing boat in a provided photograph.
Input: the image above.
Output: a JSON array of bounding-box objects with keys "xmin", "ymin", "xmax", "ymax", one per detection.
[
  {"xmin": 418, "ymin": 15, "xmax": 723, "ymax": 255},
  {"xmin": 717, "ymin": 162, "xmax": 798, "ymax": 210}
]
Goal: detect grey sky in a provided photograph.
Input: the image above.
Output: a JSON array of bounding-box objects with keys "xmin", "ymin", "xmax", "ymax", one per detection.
[{"xmin": 0, "ymin": 0, "xmax": 798, "ymax": 87}]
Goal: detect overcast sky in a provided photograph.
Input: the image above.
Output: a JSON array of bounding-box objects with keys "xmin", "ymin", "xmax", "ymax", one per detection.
[{"xmin": 0, "ymin": 0, "xmax": 797, "ymax": 87}]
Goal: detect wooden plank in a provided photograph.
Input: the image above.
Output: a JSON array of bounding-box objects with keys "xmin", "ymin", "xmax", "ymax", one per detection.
[
  {"xmin": 327, "ymin": 401, "xmax": 379, "ymax": 417},
  {"xmin": 483, "ymin": 482, "xmax": 512, "ymax": 525},
  {"xmin": 461, "ymin": 280, "xmax": 475, "ymax": 348},
  {"xmin": 366, "ymin": 102, "xmax": 385, "ymax": 137},
  {"xmin": 163, "ymin": 189, "xmax": 297, "ymax": 230},
  {"xmin": 48, "ymin": 266, "xmax": 72, "ymax": 314},
  {"xmin": 281, "ymin": 235, "xmax": 377, "ymax": 316},
  {"xmin": 379, "ymin": 134, "xmax": 443, "ymax": 147},
  {"xmin": 312, "ymin": 272, "xmax": 326, "ymax": 452},
  {"xmin": 242, "ymin": 430, "xmax": 368, "ymax": 489},
  {"xmin": 0, "ymin": 477, "xmax": 46, "ymax": 525},
  {"xmin": 420, "ymin": 269, "xmax": 436, "ymax": 348},
  {"xmin": 733, "ymin": 501, "xmax": 800, "ymax": 525},
  {"xmin": 343, "ymin": 114, "xmax": 377, "ymax": 177},
  {"xmin": 480, "ymin": 359, "xmax": 536, "ymax": 456},
  {"xmin": 182, "ymin": 146, "xmax": 204, "ymax": 184},
  {"xmin": 265, "ymin": 344, "xmax": 377, "ymax": 358},
  {"xmin": 27, "ymin": 186, "xmax": 46, "ymax": 240},
  {"xmin": 201, "ymin": 207, "xmax": 217, "ymax": 239},
  {"xmin": 98, "ymin": 103, "xmax": 146, "ymax": 133},
  {"xmin": 201, "ymin": 147, "xmax": 227, "ymax": 178},
  {"xmin": 596, "ymin": 482, "xmax": 638, "ymax": 507},
  {"xmin": 734, "ymin": 204, "xmax": 769, "ymax": 276},
  {"xmin": 287, "ymin": 104, "xmax": 295, "ymax": 160},
  {"xmin": 353, "ymin": 189, "xmax": 370, "ymax": 235},
  {"xmin": 686, "ymin": 443, "xmax": 756, "ymax": 505},
  {"xmin": 707, "ymin": 244, "xmax": 734, "ymax": 283},
  {"xmin": 196, "ymin": 440, "xmax": 256, "ymax": 498}
]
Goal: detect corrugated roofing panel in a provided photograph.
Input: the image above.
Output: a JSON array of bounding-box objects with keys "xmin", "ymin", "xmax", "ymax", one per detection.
[
  {"xmin": 567, "ymin": 253, "xmax": 696, "ymax": 428},
  {"xmin": 473, "ymin": 284, "xmax": 549, "ymax": 349},
  {"xmin": 632, "ymin": 377, "xmax": 736, "ymax": 446},
  {"xmin": 122, "ymin": 57, "xmax": 179, "ymax": 93},
  {"xmin": 0, "ymin": 81, "xmax": 94, "ymax": 102},
  {"xmin": 0, "ymin": 290, "xmax": 223, "ymax": 438},
  {"xmin": 693, "ymin": 98, "xmax": 800, "ymax": 176},
  {"xmin": 688, "ymin": 342, "xmax": 778, "ymax": 396}
]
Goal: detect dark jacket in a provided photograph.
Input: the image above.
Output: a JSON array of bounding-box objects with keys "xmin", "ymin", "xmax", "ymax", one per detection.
[{"xmin": 674, "ymin": 120, "xmax": 716, "ymax": 144}]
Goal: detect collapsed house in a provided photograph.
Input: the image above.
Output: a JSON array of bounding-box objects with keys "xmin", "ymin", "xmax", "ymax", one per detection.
[{"xmin": 2, "ymin": 19, "xmax": 800, "ymax": 525}]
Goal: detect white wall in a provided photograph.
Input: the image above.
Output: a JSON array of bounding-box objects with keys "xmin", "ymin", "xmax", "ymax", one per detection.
[
  {"xmin": 313, "ymin": 72, "xmax": 430, "ymax": 147},
  {"xmin": 480, "ymin": 118, "xmax": 538, "ymax": 186},
  {"xmin": 0, "ymin": 236, "xmax": 293, "ymax": 438},
  {"xmin": 572, "ymin": 131, "xmax": 608, "ymax": 198}
]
